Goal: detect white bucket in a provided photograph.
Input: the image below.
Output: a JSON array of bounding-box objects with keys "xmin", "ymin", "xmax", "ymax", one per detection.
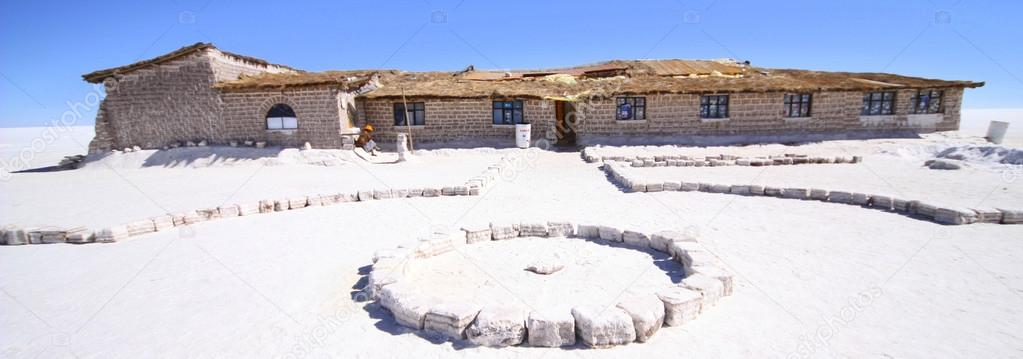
[
  {"xmin": 986, "ymin": 120, "xmax": 1009, "ymax": 144},
  {"xmin": 515, "ymin": 123, "xmax": 531, "ymax": 148}
]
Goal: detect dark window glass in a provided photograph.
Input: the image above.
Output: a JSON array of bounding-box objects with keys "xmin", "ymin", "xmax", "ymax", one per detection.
[
  {"xmin": 700, "ymin": 95, "xmax": 729, "ymax": 119},
  {"xmin": 912, "ymin": 90, "xmax": 944, "ymax": 114},
  {"xmin": 394, "ymin": 102, "xmax": 426, "ymax": 126},
  {"xmin": 861, "ymin": 91, "xmax": 896, "ymax": 116},
  {"xmin": 492, "ymin": 100, "xmax": 525, "ymax": 125},
  {"xmin": 616, "ymin": 97, "xmax": 646, "ymax": 121},
  {"xmin": 784, "ymin": 93, "xmax": 813, "ymax": 118}
]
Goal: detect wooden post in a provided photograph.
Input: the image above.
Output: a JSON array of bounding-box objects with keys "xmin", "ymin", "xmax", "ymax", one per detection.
[{"xmin": 401, "ymin": 87, "xmax": 415, "ymax": 151}]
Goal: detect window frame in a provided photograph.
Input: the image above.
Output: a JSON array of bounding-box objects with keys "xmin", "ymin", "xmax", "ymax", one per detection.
[
  {"xmin": 265, "ymin": 103, "xmax": 298, "ymax": 130},
  {"xmin": 861, "ymin": 91, "xmax": 896, "ymax": 116},
  {"xmin": 393, "ymin": 102, "xmax": 426, "ymax": 126},
  {"xmin": 699, "ymin": 95, "xmax": 730, "ymax": 119},
  {"xmin": 615, "ymin": 96, "xmax": 646, "ymax": 121},
  {"xmin": 911, "ymin": 89, "xmax": 944, "ymax": 114},
  {"xmin": 492, "ymin": 100, "xmax": 525, "ymax": 125},
  {"xmin": 784, "ymin": 93, "xmax": 813, "ymax": 118}
]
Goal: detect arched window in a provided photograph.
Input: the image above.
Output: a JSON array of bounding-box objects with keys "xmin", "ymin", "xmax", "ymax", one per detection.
[{"xmin": 265, "ymin": 104, "xmax": 298, "ymax": 130}]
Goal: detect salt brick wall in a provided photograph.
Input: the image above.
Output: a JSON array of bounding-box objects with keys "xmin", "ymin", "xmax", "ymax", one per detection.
[
  {"xmin": 88, "ymin": 49, "xmax": 294, "ymax": 152},
  {"xmin": 220, "ymin": 86, "xmax": 350, "ymax": 148},
  {"xmin": 356, "ymin": 97, "xmax": 556, "ymax": 145}
]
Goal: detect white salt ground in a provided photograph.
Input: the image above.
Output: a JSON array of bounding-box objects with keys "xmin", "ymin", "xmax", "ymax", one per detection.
[
  {"xmin": 0, "ymin": 123, "xmax": 1021, "ymax": 358},
  {"xmin": 403, "ymin": 237, "xmax": 681, "ymax": 315}
]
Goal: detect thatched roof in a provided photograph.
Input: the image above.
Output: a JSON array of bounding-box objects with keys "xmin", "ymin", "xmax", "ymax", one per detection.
[
  {"xmin": 214, "ymin": 70, "xmax": 383, "ymax": 91},
  {"xmin": 84, "ymin": 43, "xmax": 982, "ymax": 96},
  {"xmin": 82, "ymin": 42, "xmax": 295, "ymax": 83},
  {"xmin": 357, "ymin": 60, "xmax": 983, "ymax": 99}
]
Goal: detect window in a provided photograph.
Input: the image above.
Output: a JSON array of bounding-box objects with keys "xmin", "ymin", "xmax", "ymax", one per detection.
[
  {"xmin": 861, "ymin": 91, "xmax": 896, "ymax": 116},
  {"xmin": 784, "ymin": 93, "xmax": 812, "ymax": 118},
  {"xmin": 700, "ymin": 95, "xmax": 729, "ymax": 119},
  {"xmin": 492, "ymin": 100, "xmax": 525, "ymax": 125},
  {"xmin": 616, "ymin": 97, "xmax": 646, "ymax": 121},
  {"xmin": 265, "ymin": 104, "xmax": 297, "ymax": 130},
  {"xmin": 393, "ymin": 102, "xmax": 426, "ymax": 126},
  {"xmin": 912, "ymin": 90, "xmax": 944, "ymax": 114}
]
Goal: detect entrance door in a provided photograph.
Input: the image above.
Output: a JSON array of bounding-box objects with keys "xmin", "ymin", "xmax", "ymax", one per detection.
[{"xmin": 554, "ymin": 101, "xmax": 577, "ymax": 146}]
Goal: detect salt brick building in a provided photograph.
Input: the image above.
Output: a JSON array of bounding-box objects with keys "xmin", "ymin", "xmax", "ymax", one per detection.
[{"xmin": 82, "ymin": 42, "xmax": 983, "ymax": 152}]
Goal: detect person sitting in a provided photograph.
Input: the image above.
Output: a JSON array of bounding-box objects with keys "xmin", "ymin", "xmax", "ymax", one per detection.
[{"xmin": 354, "ymin": 124, "xmax": 380, "ymax": 156}]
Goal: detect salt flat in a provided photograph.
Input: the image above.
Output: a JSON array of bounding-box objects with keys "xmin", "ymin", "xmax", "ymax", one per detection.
[{"xmin": 1, "ymin": 121, "xmax": 1022, "ymax": 358}]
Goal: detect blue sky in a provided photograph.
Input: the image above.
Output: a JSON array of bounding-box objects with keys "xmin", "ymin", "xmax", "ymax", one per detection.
[{"xmin": 1, "ymin": 0, "xmax": 1020, "ymax": 127}]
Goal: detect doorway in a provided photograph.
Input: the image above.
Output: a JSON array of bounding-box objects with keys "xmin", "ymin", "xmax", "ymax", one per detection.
[{"xmin": 554, "ymin": 101, "xmax": 577, "ymax": 146}]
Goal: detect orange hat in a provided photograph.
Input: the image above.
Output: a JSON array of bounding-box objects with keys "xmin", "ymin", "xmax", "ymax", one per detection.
[{"xmin": 363, "ymin": 124, "xmax": 375, "ymax": 132}]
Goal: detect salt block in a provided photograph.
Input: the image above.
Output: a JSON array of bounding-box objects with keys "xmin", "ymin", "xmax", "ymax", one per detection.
[
  {"xmin": 680, "ymin": 182, "xmax": 700, "ymax": 191},
  {"xmin": 422, "ymin": 188, "xmax": 441, "ymax": 197},
  {"xmin": 709, "ymin": 184, "xmax": 730, "ymax": 193},
  {"xmin": 40, "ymin": 230, "xmax": 67, "ymax": 244},
  {"xmin": 490, "ymin": 223, "xmax": 519, "ymax": 240},
  {"xmin": 622, "ymin": 230, "xmax": 651, "ymax": 248},
  {"xmin": 65, "ymin": 229, "xmax": 94, "ymax": 244},
  {"xmin": 462, "ymin": 226, "xmax": 492, "ymax": 244},
  {"xmin": 236, "ymin": 202, "xmax": 261, "ymax": 216},
  {"xmin": 526, "ymin": 258, "xmax": 564, "ymax": 275},
  {"xmin": 286, "ymin": 196, "xmax": 308, "ymax": 209},
  {"xmin": 407, "ymin": 188, "xmax": 424, "ymax": 197},
  {"xmin": 379, "ymin": 284, "xmax": 437, "ymax": 330},
  {"xmin": 126, "ymin": 219, "xmax": 157, "ymax": 236},
  {"xmin": 273, "ymin": 199, "xmax": 289, "ymax": 212},
  {"xmin": 697, "ymin": 183, "xmax": 713, "ymax": 192},
  {"xmin": 454, "ymin": 186, "xmax": 470, "ymax": 196},
  {"xmin": 663, "ymin": 181, "xmax": 682, "ymax": 191},
  {"xmin": 764, "ymin": 187, "xmax": 783, "ymax": 197},
  {"xmin": 892, "ymin": 198, "xmax": 911, "ymax": 212},
  {"xmin": 27, "ymin": 231, "xmax": 42, "ymax": 244},
  {"xmin": 909, "ymin": 201, "xmax": 937, "ymax": 218},
  {"xmin": 598, "ymin": 226, "xmax": 623, "ymax": 242},
  {"xmin": 357, "ymin": 190, "xmax": 374, "ymax": 201},
  {"xmin": 3, "ymin": 228, "xmax": 27, "ymax": 245},
  {"xmin": 466, "ymin": 306, "xmax": 527, "ymax": 347},
  {"xmin": 393, "ymin": 189, "xmax": 410, "ymax": 198},
  {"xmin": 615, "ymin": 295, "xmax": 665, "ymax": 342},
  {"xmin": 828, "ymin": 191, "xmax": 853, "ymax": 204},
  {"xmin": 690, "ymin": 265, "xmax": 735, "ymax": 296},
  {"xmin": 809, "ymin": 189, "xmax": 829, "ymax": 201},
  {"xmin": 259, "ymin": 200, "xmax": 276, "ymax": 213},
  {"xmin": 305, "ymin": 195, "xmax": 323, "ymax": 206},
  {"xmin": 151, "ymin": 215, "xmax": 175, "ymax": 231},
  {"xmin": 781, "ymin": 188, "xmax": 809, "ymax": 200},
  {"xmin": 729, "ymin": 185, "xmax": 751, "ymax": 196},
  {"xmin": 681, "ymin": 273, "xmax": 725, "ymax": 308},
  {"xmin": 179, "ymin": 211, "xmax": 204, "ymax": 224},
  {"xmin": 576, "ymin": 224, "xmax": 600, "ymax": 239},
  {"xmin": 971, "ymin": 207, "xmax": 1003, "ymax": 224},
  {"xmin": 748, "ymin": 185, "xmax": 765, "ymax": 196},
  {"xmin": 441, "ymin": 187, "xmax": 457, "ymax": 196},
  {"xmin": 650, "ymin": 230, "xmax": 696, "ymax": 253},
  {"xmin": 629, "ymin": 182, "xmax": 646, "ymax": 193},
  {"xmin": 414, "ymin": 238, "xmax": 456, "ymax": 258},
  {"xmin": 669, "ymin": 241, "xmax": 715, "ymax": 269},
  {"xmin": 996, "ymin": 208, "xmax": 1023, "ymax": 224},
  {"xmin": 424, "ymin": 302, "xmax": 482, "ymax": 340},
  {"xmin": 546, "ymin": 222, "xmax": 575, "ymax": 237},
  {"xmin": 572, "ymin": 306, "xmax": 636, "ymax": 347},
  {"xmin": 218, "ymin": 205, "xmax": 240, "ymax": 218},
  {"xmin": 95, "ymin": 225, "xmax": 129, "ymax": 243},
  {"xmin": 871, "ymin": 196, "xmax": 894, "ymax": 211},
  {"xmin": 339, "ymin": 192, "xmax": 359, "ymax": 202},
  {"xmin": 518, "ymin": 222, "xmax": 548, "ymax": 237},
  {"xmin": 935, "ymin": 207, "xmax": 978, "ymax": 225},
  {"xmin": 373, "ymin": 190, "xmax": 394, "ymax": 200},
  {"xmin": 646, "ymin": 182, "xmax": 664, "ymax": 192},
  {"xmin": 851, "ymin": 193, "xmax": 871, "ymax": 206},
  {"xmin": 367, "ymin": 267, "xmax": 404, "ymax": 298}
]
